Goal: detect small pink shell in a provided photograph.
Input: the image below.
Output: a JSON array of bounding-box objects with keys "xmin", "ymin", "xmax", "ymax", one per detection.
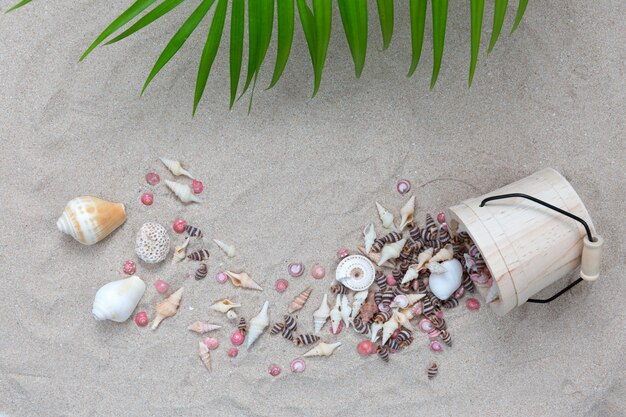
[
  {"xmin": 386, "ymin": 275, "xmax": 397, "ymax": 286},
  {"xmin": 204, "ymin": 337, "xmax": 219, "ymax": 350},
  {"xmin": 396, "ymin": 179, "xmax": 411, "ymax": 195},
  {"xmin": 419, "ymin": 318, "xmax": 434, "ymax": 333},
  {"xmin": 436, "ymin": 211, "xmax": 446, "ymax": 224},
  {"xmin": 337, "ymin": 248, "xmax": 350, "ymax": 259},
  {"xmin": 275, "ymin": 279, "xmax": 289, "ymax": 293},
  {"xmin": 141, "ymin": 193, "xmax": 153, "ymax": 206},
  {"xmin": 435, "ymin": 310, "xmax": 444, "ymax": 319},
  {"xmin": 410, "ymin": 302, "xmax": 423, "ymax": 316},
  {"xmin": 430, "ymin": 340, "xmax": 443, "ymax": 352},
  {"xmin": 123, "ymin": 260, "xmax": 136, "ymax": 275},
  {"xmin": 192, "ymin": 179, "xmax": 204, "ymax": 194},
  {"xmin": 466, "ymin": 298, "xmax": 480, "ymax": 311},
  {"xmin": 145, "ymin": 172, "xmax": 160, "ymax": 186},
  {"xmin": 288, "ymin": 263, "xmax": 304, "ymax": 277},
  {"xmin": 134, "ymin": 311, "xmax": 149, "ymax": 327},
  {"xmin": 428, "ymin": 329, "xmax": 441, "ymax": 339},
  {"xmin": 291, "ymin": 358, "xmax": 306, "ymax": 373},
  {"xmin": 230, "ymin": 331, "xmax": 245, "ymax": 346},
  {"xmin": 155, "ymin": 280, "xmax": 169, "ymax": 294},
  {"xmin": 268, "ymin": 364, "xmax": 281, "ymax": 377},
  {"xmin": 454, "ymin": 287, "xmax": 465, "ymax": 299},
  {"xmin": 215, "ymin": 272, "xmax": 229, "ymax": 284},
  {"xmin": 311, "ymin": 264, "xmax": 326, "ymax": 280},
  {"xmin": 377, "ymin": 303, "xmax": 390, "ymax": 313},
  {"xmin": 357, "ymin": 340, "xmax": 374, "ymax": 356},
  {"xmin": 227, "ymin": 347, "xmax": 239, "ymax": 358},
  {"xmin": 172, "ymin": 219, "xmax": 187, "ymax": 234}
]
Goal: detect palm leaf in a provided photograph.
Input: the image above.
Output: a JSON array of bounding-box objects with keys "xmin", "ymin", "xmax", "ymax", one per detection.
[
  {"xmin": 106, "ymin": 0, "xmax": 186, "ymax": 45},
  {"xmin": 269, "ymin": 0, "xmax": 295, "ymax": 89},
  {"xmin": 193, "ymin": 0, "xmax": 228, "ymax": 115},
  {"xmin": 312, "ymin": 0, "xmax": 332, "ymax": 96},
  {"xmin": 407, "ymin": 0, "xmax": 427, "ymax": 77},
  {"xmin": 511, "ymin": 0, "xmax": 528, "ymax": 33},
  {"xmin": 240, "ymin": 0, "xmax": 261, "ymax": 97},
  {"xmin": 142, "ymin": 0, "xmax": 215, "ymax": 94},
  {"xmin": 338, "ymin": 0, "xmax": 368, "ymax": 78},
  {"xmin": 468, "ymin": 0, "xmax": 484, "ymax": 87},
  {"xmin": 488, "ymin": 0, "xmax": 508, "ymax": 53},
  {"xmin": 376, "ymin": 0, "xmax": 394, "ymax": 51},
  {"xmin": 229, "ymin": 0, "xmax": 244, "ymax": 108},
  {"xmin": 5, "ymin": 0, "xmax": 33, "ymax": 13},
  {"xmin": 80, "ymin": 0, "xmax": 157, "ymax": 61},
  {"xmin": 430, "ymin": 0, "xmax": 448, "ymax": 89}
]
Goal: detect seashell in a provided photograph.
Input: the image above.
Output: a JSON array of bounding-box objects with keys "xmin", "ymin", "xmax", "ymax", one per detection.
[
  {"xmin": 311, "ymin": 263, "xmax": 326, "ymax": 279},
  {"xmin": 428, "ymin": 261, "xmax": 448, "ymax": 274},
  {"xmin": 187, "ymin": 249, "xmax": 210, "ymax": 262},
  {"xmin": 288, "ymin": 263, "xmax": 304, "ymax": 277},
  {"xmin": 363, "ymin": 224, "xmax": 376, "ymax": 254},
  {"xmin": 210, "ymin": 299, "xmax": 240, "ymax": 313},
  {"xmin": 330, "ymin": 295, "xmax": 342, "ymax": 334},
  {"xmin": 381, "ymin": 316, "xmax": 399, "ymax": 345},
  {"xmin": 340, "ymin": 295, "xmax": 352, "ymax": 328},
  {"xmin": 275, "ymin": 279, "xmax": 289, "ymax": 293},
  {"xmin": 146, "ymin": 172, "xmax": 160, "ymax": 185},
  {"xmin": 375, "ymin": 271, "xmax": 388, "ymax": 290},
  {"xmin": 352, "ymin": 317, "xmax": 370, "ymax": 335},
  {"xmin": 282, "ymin": 326, "xmax": 295, "ymax": 341},
  {"xmin": 370, "ymin": 321, "xmax": 383, "ymax": 343},
  {"xmin": 330, "ymin": 283, "xmax": 348, "ymax": 295},
  {"xmin": 270, "ymin": 322, "xmax": 285, "ymax": 335},
  {"xmin": 359, "ymin": 292, "xmax": 378, "ymax": 324},
  {"xmin": 405, "ymin": 293, "xmax": 426, "ymax": 306},
  {"xmin": 291, "ymin": 358, "xmax": 306, "ymax": 373},
  {"xmin": 377, "ymin": 345, "xmax": 390, "ymax": 362},
  {"xmin": 226, "ymin": 310, "xmax": 238, "ymax": 321},
  {"xmin": 437, "ymin": 223, "xmax": 451, "ymax": 244},
  {"xmin": 288, "ymin": 287, "xmax": 313, "ymax": 314},
  {"xmin": 398, "ymin": 195, "xmax": 416, "ymax": 231},
  {"xmin": 337, "ymin": 248, "xmax": 350, "ymax": 259},
  {"xmin": 372, "ymin": 231, "xmax": 403, "ymax": 253},
  {"xmin": 246, "ymin": 301, "xmax": 270, "ymax": 349},
  {"xmin": 390, "ymin": 294, "xmax": 409, "ymax": 309},
  {"xmin": 357, "ymin": 246, "xmax": 395, "ymax": 268},
  {"xmin": 303, "ymin": 341, "xmax": 342, "ymax": 357},
  {"xmin": 283, "ymin": 314, "xmax": 298, "ymax": 331},
  {"xmin": 463, "ymin": 274, "xmax": 476, "ymax": 293},
  {"xmin": 376, "ymin": 202, "xmax": 396, "ymax": 230},
  {"xmin": 440, "ymin": 329, "xmax": 452, "ymax": 347},
  {"xmin": 395, "ymin": 310, "xmax": 413, "ymax": 330},
  {"xmin": 225, "ymin": 271, "xmax": 263, "ymax": 291},
  {"xmin": 350, "ymin": 290, "xmax": 369, "ymax": 322},
  {"xmin": 387, "ymin": 338, "xmax": 400, "ymax": 351},
  {"xmin": 430, "ymin": 340, "xmax": 443, "ymax": 352},
  {"xmin": 172, "ymin": 236, "xmax": 190, "ymax": 264},
  {"xmin": 425, "ymin": 214, "xmax": 437, "ymax": 233},
  {"xmin": 485, "ymin": 283, "xmax": 499, "ymax": 303},
  {"xmin": 422, "ymin": 295, "xmax": 435, "ymax": 316},
  {"xmin": 431, "ymin": 244, "xmax": 454, "ymax": 263},
  {"xmin": 185, "ymin": 225, "xmax": 203, "ymax": 238},
  {"xmin": 429, "ymin": 259, "xmax": 463, "ymax": 300},
  {"xmin": 419, "ymin": 318, "xmax": 435, "ymax": 333},
  {"xmin": 399, "ymin": 336, "xmax": 414, "ymax": 349},
  {"xmin": 152, "ymin": 287, "xmax": 183, "ymax": 330},
  {"xmin": 187, "ymin": 321, "xmax": 221, "ymax": 334},
  {"xmin": 57, "ymin": 196, "xmax": 126, "ymax": 245},
  {"xmin": 213, "ymin": 239, "xmax": 236, "ymax": 257},
  {"xmin": 429, "ymin": 315, "xmax": 446, "ymax": 331},
  {"xmin": 294, "ymin": 334, "xmax": 320, "ymax": 346},
  {"xmin": 378, "ymin": 238, "xmax": 407, "ymax": 266},
  {"xmin": 396, "ymin": 329, "xmax": 412, "ymax": 342},
  {"xmin": 427, "ymin": 362, "xmax": 438, "ymax": 379},
  {"xmin": 92, "ymin": 275, "xmax": 146, "ymax": 322},
  {"xmin": 373, "ymin": 310, "xmax": 393, "ymax": 324},
  {"xmin": 159, "ymin": 157, "xmax": 194, "ymax": 178},
  {"xmin": 165, "ymin": 180, "xmax": 201, "ymax": 204},
  {"xmin": 237, "ymin": 317, "xmax": 248, "ymax": 336},
  {"xmin": 198, "ymin": 341, "xmax": 212, "ymax": 373},
  {"xmin": 313, "ymin": 294, "xmax": 331, "ymax": 333},
  {"xmin": 466, "ymin": 298, "xmax": 480, "ymax": 310},
  {"xmin": 442, "ymin": 298, "xmax": 459, "ymax": 309},
  {"xmin": 204, "ymin": 337, "xmax": 219, "ymax": 350},
  {"xmin": 396, "ymin": 179, "xmax": 411, "ymax": 195},
  {"xmin": 336, "ymin": 255, "xmax": 376, "ymax": 291},
  {"xmin": 134, "ymin": 222, "xmax": 170, "ymax": 264},
  {"xmin": 194, "ymin": 263, "xmax": 208, "ymax": 280}
]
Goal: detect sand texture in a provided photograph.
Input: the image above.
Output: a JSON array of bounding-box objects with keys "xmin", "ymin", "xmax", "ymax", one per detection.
[{"xmin": 0, "ymin": 1, "xmax": 625, "ymax": 416}]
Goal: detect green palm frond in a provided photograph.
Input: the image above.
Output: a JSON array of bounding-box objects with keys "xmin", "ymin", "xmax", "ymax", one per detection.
[{"xmin": 7, "ymin": 0, "xmax": 531, "ymax": 112}]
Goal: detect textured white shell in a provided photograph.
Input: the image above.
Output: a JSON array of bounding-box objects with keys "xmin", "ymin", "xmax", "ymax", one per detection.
[
  {"xmin": 135, "ymin": 222, "xmax": 170, "ymax": 264},
  {"xmin": 335, "ymin": 255, "xmax": 376, "ymax": 291},
  {"xmin": 92, "ymin": 275, "xmax": 146, "ymax": 322}
]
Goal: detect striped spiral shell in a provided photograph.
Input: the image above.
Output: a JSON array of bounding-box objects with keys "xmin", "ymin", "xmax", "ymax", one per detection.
[
  {"xmin": 462, "ymin": 275, "xmax": 475, "ymax": 293},
  {"xmin": 373, "ymin": 310, "xmax": 393, "ymax": 324},
  {"xmin": 375, "ymin": 271, "xmax": 387, "ymax": 290},
  {"xmin": 330, "ymin": 283, "xmax": 348, "ymax": 295},
  {"xmin": 409, "ymin": 226, "xmax": 422, "ymax": 243},
  {"xmin": 391, "ymin": 268, "xmax": 403, "ymax": 280},
  {"xmin": 458, "ymin": 231, "xmax": 471, "ymax": 242},
  {"xmin": 427, "ymin": 362, "xmax": 438, "ymax": 379},
  {"xmin": 387, "ymin": 338, "xmax": 399, "ymax": 351},
  {"xmin": 474, "ymin": 257, "xmax": 486, "ymax": 272},
  {"xmin": 425, "ymin": 214, "xmax": 437, "ymax": 233},
  {"xmin": 396, "ymin": 329, "xmax": 412, "ymax": 342},
  {"xmin": 283, "ymin": 314, "xmax": 298, "ymax": 331},
  {"xmin": 429, "ymin": 315, "xmax": 447, "ymax": 331},
  {"xmin": 442, "ymin": 298, "xmax": 459, "ymax": 309},
  {"xmin": 399, "ymin": 336, "xmax": 414, "ymax": 349},
  {"xmin": 194, "ymin": 263, "xmax": 208, "ymax": 280},
  {"xmin": 422, "ymin": 296, "xmax": 435, "ymax": 316},
  {"xmin": 270, "ymin": 322, "xmax": 285, "ymax": 335},
  {"xmin": 294, "ymin": 334, "xmax": 320, "ymax": 346},
  {"xmin": 237, "ymin": 317, "xmax": 247, "ymax": 336},
  {"xmin": 377, "ymin": 345, "xmax": 390, "ymax": 362},
  {"xmin": 372, "ymin": 231, "xmax": 403, "ymax": 253},
  {"xmin": 440, "ymin": 329, "xmax": 452, "ymax": 347},
  {"xmin": 185, "ymin": 225, "xmax": 203, "ymax": 238},
  {"xmin": 281, "ymin": 327, "xmax": 295, "ymax": 341},
  {"xmin": 374, "ymin": 291, "xmax": 383, "ymax": 305},
  {"xmin": 437, "ymin": 224, "xmax": 450, "ymax": 244},
  {"xmin": 352, "ymin": 318, "xmax": 370, "ymax": 335},
  {"xmin": 187, "ymin": 249, "xmax": 210, "ymax": 261}
]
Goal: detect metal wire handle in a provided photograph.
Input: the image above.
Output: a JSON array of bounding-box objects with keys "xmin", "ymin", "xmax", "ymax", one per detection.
[{"xmin": 479, "ymin": 193, "xmax": 595, "ymax": 304}]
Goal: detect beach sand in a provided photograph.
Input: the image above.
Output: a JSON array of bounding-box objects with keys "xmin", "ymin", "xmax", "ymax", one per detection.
[{"xmin": 0, "ymin": 1, "xmax": 624, "ymax": 416}]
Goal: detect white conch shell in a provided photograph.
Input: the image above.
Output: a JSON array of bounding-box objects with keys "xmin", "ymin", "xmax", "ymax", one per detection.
[
  {"xmin": 350, "ymin": 291, "xmax": 368, "ymax": 322},
  {"xmin": 430, "ymin": 244, "xmax": 454, "ymax": 263},
  {"xmin": 381, "ymin": 314, "xmax": 399, "ymax": 345},
  {"xmin": 363, "ymin": 224, "xmax": 376, "ymax": 254},
  {"xmin": 210, "ymin": 299, "xmax": 241, "ymax": 313},
  {"xmin": 340, "ymin": 295, "xmax": 352, "ymax": 329},
  {"xmin": 225, "ymin": 271, "xmax": 263, "ymax": 291},
  {"xmin": 429, "ymin": 258, "xmax": 463, "ymax": 300},
  {"xmin": 357, "ymin": 246, "xmax": 395, "ymax": 268},
  {"xmin": 398, "ymin": 195, "xmax": 415, "ymax": 230},
  {"xmin": 303, "ymin": 342, "xmax": 342, "ymax": 357},
  {"xmin": 313, "ymin": 294, "xmax": 331, "ymax": 334},
  {"xmin": 395, "ymin": 310, "xmax": 413, "ymax": 331},
  {"xmin": 370, "ymin": 321, "xmax": 383, "ymax": 343},
  {"xmin": 401, "ymin": 265, "xmax": 420, "ymax": 285},
  {"xmin": 213, "ymin": 239, "xmax": 236, "ymax": 257},
  {"xmin": 247, "ymin": 301, "xmax": 269, "ymax": 349},
  {"xmin": 415, "ymin": 247, "xmax": 434, "ymax": 270},
  {"xmin": 165, "ymin": 180, "xmax": 201, "ymax": 204},
  {"xmin": 376, "ymin": 202, "xmax": 396, "ymax": 230},
  {"xmin": 378, "ymin": 238, "xmax": 407, "ymax": 266},
  {"xmin": 57, "ymin": 196, "xmax": 126, "ymax": 245},
  {"xmin": 336, "ymin": 255, "xmax": 376, "ymax": 291},
  {"xmin": 198, "ymin": 341, "xmax": 212, "ymax": 373},
  {"xmin": 159, "ymin": 157, "xmax": 194, "ymax": 179},
  {"xmin": 330, "ymin": 295, "xmax": 342, "ymax": 334},
  {"xmin": 92, "ymin": 275, "xmax": 145, "ymax": 322},
  {"xmin": 172, "ymin": 236, "xmax": 190, "ymax": 264}
]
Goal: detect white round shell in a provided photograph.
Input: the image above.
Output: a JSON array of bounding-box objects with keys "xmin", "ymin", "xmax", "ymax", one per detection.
[{"xmin": 335, "ymin": 255, "xmax": 376, "ymax": 291}]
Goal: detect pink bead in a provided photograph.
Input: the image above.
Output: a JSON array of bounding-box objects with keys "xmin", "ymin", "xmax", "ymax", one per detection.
[
  {"xmin": 268, "ymin": 364, "xmax": 281, "ymax": 377},
  {"xmin": 466, "ymin": 298, "xmax": 480, "ymax": 311},
  {"xmin": 155, "ymin": 280, "xmax": 169, "ymax": 294},
  {"xmin": 145, "ymin": 172, "xmax": 160, "ymax": 186},
  {"xmin": 430, "ymin": 340, "xmax": 443, "ymax": 352},
  {"xmin": 172, "ymin": 219, "xmax": 187, "ymax": 234},
  {"xmin": 216, "ymin": 272, "xmax": 229, "ymax": 284},
  {"xmin": 227, "ymin": 347, "xmax": 239, "ymax": 358},
  {"xmin": 436, "ymin": 211, "xmax": 446, "ymax": 224},
  {"xmin": 391, "ymin": 329, "xmax": 401, "ymax": 340},
  {"xmin": 311, "ymin": 264, "xmax": 326, "ymax": 280},
  {"xmin": 291, "ymin": 358, "xmax": 306, "ymax": 373},
  {"xmin": 135, "ymin": 311, "xmax": 149, "ymax": 327},
  {"xmin": 230, "ymin": 331, "xmax": 245, "ymax": 346},
  {"xmin": 386, "ymin": 275, "xmax": 397, "ymax": 286},
  {"xmin": 141, "ymin": 193, "xmax": 153, "ymax": 206},
  {"xmin": 357, "ymin": 340, "xmax": 374, "ymax": 356},
  {"xmin": 275, "ymin": 279, "xmax": 289, "ymax": 293},
  {"xmin": 192, "ymin": 179, "xmax": 204, "ymax": 194},
  {"xmin": 123, "ymin": 260, "xmax": 136, "ymax": 275},
  {"xmin": 204, "ymin": 337, "xmax": 219, "ymax": 350},
  {"xmin": 337, "ymin": 248, "xmax": 350, "ymax": 259}
]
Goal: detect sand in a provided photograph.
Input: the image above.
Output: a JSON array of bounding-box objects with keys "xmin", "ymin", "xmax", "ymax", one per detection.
[{"xmin": 0, "ymin": 1, "xmax": 624, "ymax": 416}]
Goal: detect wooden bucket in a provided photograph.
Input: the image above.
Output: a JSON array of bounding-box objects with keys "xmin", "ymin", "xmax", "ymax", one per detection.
[{"xmin": 446, "ymin": 168, "xmax": 600, "ymax": 316}]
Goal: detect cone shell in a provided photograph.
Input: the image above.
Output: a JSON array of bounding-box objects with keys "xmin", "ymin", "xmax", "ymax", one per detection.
[
  {"xmin": 303, "ymin": 342, "xmax": 341, "ymax": 357},
  {"xmin": 363, "ymin": 224, "xmax": 376, "ymax": 254},
  {"xmin": 210, "ymin": 299, "xmax": 240, "ymax": 313},
  {"xmin": 213, "ymin": 239, "xmax": 236, "ymax": 257},
  {"xmin": 160, "ymin": 157, "xmax": 194, "ymax": 179},
  {"xmin": 172, "ymin": 237, "xmax": 190, "ymax": 264},
  {"xmin": 57, "ymin": 196, "xmax": 126, "ymax": 245},
  {"xmin": 92, "ymin": 275, "xmax": 145, "ymax": 322},
  {"xmin": 376, "ymin": 202, "xmax": 396, "ymax": 230},
  {"xmin": 399, "ymin": 195, "xmax": 416, "ymax": 230},
  {"xmin": 187, "ymin": 321, "xmax": 221, "ymax": 334},
  {"xmin": 225, "ymin": 271, "xmax": 263, "ymax": 291},
  {"xmin": 350, "ymin": 290, "xmax": 369, "ymax": 321},
  {"xmin": 313, "ymin": 294, "xmax": 330, "ymax": 333},
  {"xmin": 288, "ymin": 287, "xmax": 312, "ymax": 314},
  {"xmin": 165, "ymin": 180, "xmax": 201, "ymax": 204},
  {"xmin": 381, "ymin": 315, "xmax": 399, "ymax": 345},
  {"xmin": 152, "ymin": 287, "xmax": 183, "ymax": 330},
  {"xmin": 198, "ymin": 341, "xmax": 212, "ymax": 373},
  {"xmin": 378, "ymin": 238, "xmax": 407, "ymax": 266},
  {"xmin": 246, "ymin": 301, "xmax": 270, "ymax": 349}
]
